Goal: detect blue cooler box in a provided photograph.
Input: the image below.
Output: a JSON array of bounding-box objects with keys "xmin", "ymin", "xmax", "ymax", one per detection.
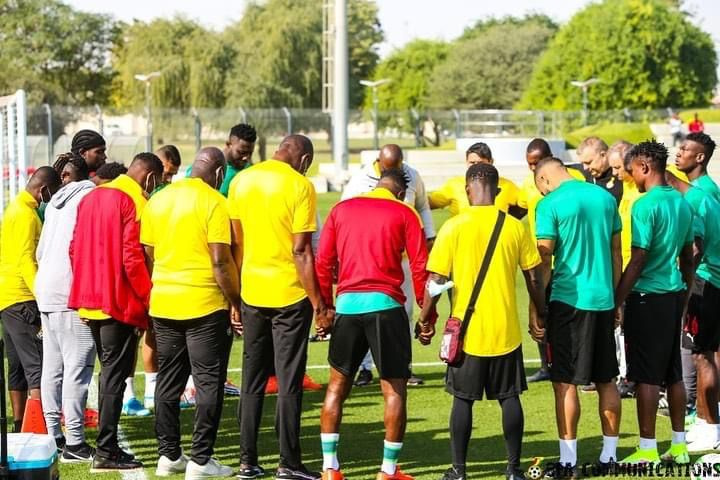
[{"xmin": 4, "ymin": 433, "xmax": 58, "ymax": 479}]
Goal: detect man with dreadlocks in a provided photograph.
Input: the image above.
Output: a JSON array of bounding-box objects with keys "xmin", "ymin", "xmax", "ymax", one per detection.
[
  {"xmin": 71, "ymin": 129, "xmax": 107, "ymax": 175},
  {"xmin": 36, "ymin": 154, "xmax": 96, "ymax": 462},
  {"xmin": 418, "ymin": 163, "xmax": 545, "ymax": 480},
  {"xmin": 316, "ymin": 168, "xmax": 434, "ymax": 480}
]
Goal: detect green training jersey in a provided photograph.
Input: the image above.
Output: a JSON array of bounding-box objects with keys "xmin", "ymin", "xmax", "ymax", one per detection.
[
  {"xmin": 692, "ymin": 174, "xmax": 720, "ymax": 204},
  {"xmin": 535, "ymin": 179, "xmax": 621, "ymax": 311},
  {"xmin": 631, "ymin": 185, "xmax": 693, "ymax": 294},
  {"xmin": 685, "ymin": 187, "xmax": 720, "ymax": 289}
]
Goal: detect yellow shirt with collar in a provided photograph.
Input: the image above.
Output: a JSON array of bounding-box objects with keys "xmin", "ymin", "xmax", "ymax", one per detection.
[
  {"xmin": 0, "ymin": 190, "xmax": 42, "ymax": 311},
  {"xmin": 429, "ymin": 175, "xmax": 520, "ymax": 216}
]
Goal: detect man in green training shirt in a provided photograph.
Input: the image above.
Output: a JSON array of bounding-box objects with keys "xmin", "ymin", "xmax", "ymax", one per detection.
[
  {"xmin": 667, "ymin": 171, "xmax": 720, "ymax": 453},
  {"xmin": 615, "ymin": 140, "xmax": 695, "ymax": 465},
  {"xmin": 675, "ymin": 132, "xmax": 719, "ymax": 203},
  {"xmin": 186, "ymin": 123, "xmax": 257, "ymax": 197},
  {"xmin": 533, "ymin": 157, "xmax": 622, "ymax": 475}
]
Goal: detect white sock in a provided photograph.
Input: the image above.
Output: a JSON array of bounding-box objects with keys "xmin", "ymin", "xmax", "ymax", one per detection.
[
  {"xmin": 559, "ymin": 439, "xmax": 577, "ymax": 466},
  {"xmin": 123, "ymin": 377, "xmax": 135, "ymax": 403},
  {"xmin": 599, "ymin": 435, "xmax": 618, "ymax": 463},
  {"xmin": 145, "ymin": 372, "xmax": 157, "ymax": 399},
  {"xmin": 672, "ymin": 430, "xmax": 685, "ymax": 444},
  {"xmin": 639, "ymin": 437, "xmax": 657, "ymax": 450},
  {"xmin": 321, "ymin": 433, "xmax": 340, "ymax": 471}
]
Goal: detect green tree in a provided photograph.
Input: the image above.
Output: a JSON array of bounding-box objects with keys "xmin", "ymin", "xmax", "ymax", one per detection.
[
  {"xmin": 427, "ymin": 20, "xmax": 556, "ymax": 109},
  {"xmin": 223, "ymin": 0, "xmax": 383, "ymax": 109},
  {"xmin": 519, "ymin": 0, "xmax": 717, "ymax": 110},
  {"xmin": 459, "ymin": 13, "xmax": 557, "ymax": 40},
  {"xmin": 0, "ymin": 0, "xmax": 117, "ymax": 105},
  {"xmin": 365, "ymin": 39, "xmax": 449, "ymax": 112},
  {"xmin": 111, "ymin": 17, "xmax": 231, "ymax": 109}
]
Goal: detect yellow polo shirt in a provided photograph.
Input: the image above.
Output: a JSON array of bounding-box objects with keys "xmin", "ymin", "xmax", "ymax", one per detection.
[
  {"xmin": 429, "ymin": 175, "xmax": 520, "ymax": 216},
  {"xmin": 517, "ymin": 168, "xmax": 585, "ymax": 240},
  {"xmin": 228, "ymin": 159, "xmax": 317, "ymax": 308},
  {"xmin": 141, "ymin": 178, "xmax": 231, "ymax": 320},
  {"xmin": 79, "ymin": 174, "xmax": 148, "ymax": 320},
  {"xmin": 619, "ymin": 178, "xmax": 642, "ymax": 268},
  {"xmin": 427, "ymin": 206, "xmax": 541, "ymax": 357},
  {"xmin": 0, "ymin": 191, "xmax": 42, "ymax": 311}
]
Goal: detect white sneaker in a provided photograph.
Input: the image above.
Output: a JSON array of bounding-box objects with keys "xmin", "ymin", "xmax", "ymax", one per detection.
[
  {"xmin": 157, "ymin": 454, "xmax": 189, "ymax": 476},
  {"xmin": 185, "ymin": 458, "xmax": 234, "ymax": 479},
  {"xmin": 687, "ymin": 421, "xmax": 707, "ymax": 443},
  {"xmin": 687, "ymin": 424, "xmax": 720, "ymax": 453}
]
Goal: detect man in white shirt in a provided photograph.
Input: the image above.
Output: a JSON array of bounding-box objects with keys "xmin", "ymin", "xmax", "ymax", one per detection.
[{"xmin": 341, "ymin": 144, "xmax": 435, "ymax": 387}]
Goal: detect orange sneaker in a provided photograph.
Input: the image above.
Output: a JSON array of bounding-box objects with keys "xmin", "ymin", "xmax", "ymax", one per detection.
[
  {"xmin": 322, "ymin": 469, "xmax": 346, "ymax": 480},
  {"xmin": 265, "ymin": 376, "xmax": 279, "ymax": 394},
  {"xmin": 376, "ymin": 467, "xmax": 414, "ymax": 480},
  {"xmin": 303, "ymin": 374, "xmax": 323, "ymax": 391}
]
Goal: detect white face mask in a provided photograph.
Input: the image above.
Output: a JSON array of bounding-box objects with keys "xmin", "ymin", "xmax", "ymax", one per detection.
[
  {"xmin": 214, "ymin": 165, "xmax": 225, "ymax": 190},
  {"xmin": 144, "ymin": 172, "xmax": 157, "ymax": 193},
  {"xmin": 40, "ymin": 186, "xmax": 51, "ymax": 204}
]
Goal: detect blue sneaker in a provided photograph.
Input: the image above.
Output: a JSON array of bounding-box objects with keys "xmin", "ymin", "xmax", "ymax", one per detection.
[{"xmin": 122, "ymin": 398, "xmax": 151, "ymax": 417}]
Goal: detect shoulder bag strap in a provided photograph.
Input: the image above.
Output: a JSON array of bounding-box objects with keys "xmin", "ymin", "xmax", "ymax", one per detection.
[{"xmin": 459, "ymin": 210, "xmax": 506, "ymax": 341}]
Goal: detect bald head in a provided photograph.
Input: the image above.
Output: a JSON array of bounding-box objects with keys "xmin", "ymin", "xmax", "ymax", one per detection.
[
  {"xmin": 533, "ymin": 157, "xmax": 574, "ymax": 196},
  {"xmin": 26, "ymin": 166, "xmax": 61, "ymax": 204},
  {"xmin": 191, "ymin": 147, "xmax": 227, "ymax": 190},
  {"xmin": 377, "ymin": 144, "xmax": 403, "ymax": 171},
  {"xmin": 274, "ymin": 135, "xmax": 314, "ymax": 174}
]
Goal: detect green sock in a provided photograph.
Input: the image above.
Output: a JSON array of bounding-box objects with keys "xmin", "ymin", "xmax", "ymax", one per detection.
[
  {"xmin": 381, "ymin": 440, "xmax": 403, "ymax": 475},
  {"xmin": 321, "ymin": 433, "xmax": 340, "ymax": 471}
]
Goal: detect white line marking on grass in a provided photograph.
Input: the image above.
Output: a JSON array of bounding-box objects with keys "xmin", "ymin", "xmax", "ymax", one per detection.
[
  {"xmin": 132, "ymin": 359, "xmax": 541, "ymax": 376},
  {"xmin": 117, "ymin": 425, "xmax": 148, "ymax": 480}
]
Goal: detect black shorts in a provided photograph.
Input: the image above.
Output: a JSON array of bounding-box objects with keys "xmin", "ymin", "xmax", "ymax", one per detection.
[
  {"xmin": 1, "ymin": 301, "xmax": 43, "ymax": 391},
  {"xmin": 546, "ymin": 301, "xmax": 618, "ymax": 385},
  {"xmin": 329, "ymin": 307, "xmax": 411, "ymax": 380},
  {"xmin": 625, "ymin": 291, "xmax": 683, "ymax": 386},
  {"xmin": 446, "ymin": 347, "xmax": 527, "ymax": 400},
  {"xmin": 685, "ymin": 280, "xmax": 720, "ymax": 354}
]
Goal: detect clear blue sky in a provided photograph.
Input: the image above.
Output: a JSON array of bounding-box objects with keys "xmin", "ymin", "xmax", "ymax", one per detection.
[{"xmin": 66, "ymin": 0, "xmax": 720, "ymax": 58}]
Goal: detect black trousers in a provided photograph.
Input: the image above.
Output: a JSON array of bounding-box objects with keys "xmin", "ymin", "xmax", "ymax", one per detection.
[
  {"xmin": 238, "ymin": 298, "xmax": 312, "ymax": 469},
  {"xmin": 89, "ymin": 319, "xmax": 140, "ymax": 458},
  {"xmin": 154, "ymin": 311, "xmax": 232, "ymax": 464}
]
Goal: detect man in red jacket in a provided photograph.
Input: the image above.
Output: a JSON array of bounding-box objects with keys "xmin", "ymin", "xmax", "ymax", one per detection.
[
  {"xmin": 68, "ymin": 152, "xmax": 163, "ymax": 472},
  {"xmin": 315, "ymin": 169, "xmax": 435, "ymax": 480}
]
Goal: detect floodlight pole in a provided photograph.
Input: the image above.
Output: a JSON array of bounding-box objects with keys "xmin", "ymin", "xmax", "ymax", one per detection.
[
  {"xmin": 135, "ymin": 72, "xmax": 162, "ymax": 151},
  {"xmin": 571, "ymin": 78, "xmax": 599, "ymax": 126},
  {"xmin": 332, "ymin": 0, "xmax": 349, "ymax": 176},
  {"xmin": 360, "ymin": 79, "xmax": 391, "ymax": 150}
]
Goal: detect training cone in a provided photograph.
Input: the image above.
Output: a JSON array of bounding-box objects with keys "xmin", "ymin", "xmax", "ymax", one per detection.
[{"xmin": 21, "ymin": 398, "xmax": 48, "ymax": 434}]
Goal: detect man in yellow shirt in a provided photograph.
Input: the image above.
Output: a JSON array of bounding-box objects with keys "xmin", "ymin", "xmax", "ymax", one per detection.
[
  {"xmin": 429, "ymin": 142, "xmax": 523, "ymax": 217},
  {"xmin": 417, "ymin": 163, "xmax": 546, "ymax": 480},
  {"xmin": 229, "ymin": 135, "xmax": 330, "ymax": 480},
  {"xmin": 0, "ymin": 167, "xmax": 61, "ymax": 432},
  {"xmin": 607, "ymin": 140, "xmax": 639, "ymax": 398},
  {"xmin": 141, "ymin": 147, "xmax": 240, "ymax": 479}
]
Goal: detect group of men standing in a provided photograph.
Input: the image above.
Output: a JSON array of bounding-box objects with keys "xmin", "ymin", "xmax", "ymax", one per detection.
[{"xmin": 1, "ymin": 120, "xmax": 720, "ymax": 480}]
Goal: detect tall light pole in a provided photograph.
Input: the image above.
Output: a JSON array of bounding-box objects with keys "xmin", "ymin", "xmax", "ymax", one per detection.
[
  {"xmin": 360, "ymin": 78, "xmax": 391, "ymax": 150},
  {"xmin": 571, "ymin": 78, "xmax": 599, "ymax": 126},
  {"xmin": 134, "ymin": 72, "xmax": 162, "ymax": 151}
]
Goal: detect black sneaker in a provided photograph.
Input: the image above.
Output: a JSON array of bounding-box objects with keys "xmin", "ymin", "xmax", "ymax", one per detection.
[
  {"xmin": 407, "ymin": 374, "xmax": 424, "ymax": 386},
  {"xmin": 507, "ymin": 469, "xmax": 527, "ymax": 480},
  {"xmin": 275, "ymin": 465, "xmax": 321, "ymax": 480},
  {"xmin": 354, "ymin": 368, "xmax": 373, "ymax": 387},
  {"xmin": 54, "ymin": 436, "xmax": 66, "ymax": 454},
  {"xmin": 90, "ymin": 450, "xmax": 143, "ymax": 472},
  {"xmin": 239, "ymin": 464, "xmax": 266, "ymax": 479},
  {"xmin": 61, "ymin": 442, "xmax": 95, "ymax": 463},
  {"xmin": 580, "ymin": 383, "xmax": 596, "ymax": 393},
  {"xmin": 617, "ymin": 380, "xmax": 635, "ymax": 398},
  {"xmin": 543, "ymin": 463, "xmax": 578, "ymax": 480},
  {"xmin": 527, "ymin": 369, "xmax": 551, "ymax": 383},
  {"xmin": 440, "ymin": 466, "xmax": 465, "ymax": 480}
]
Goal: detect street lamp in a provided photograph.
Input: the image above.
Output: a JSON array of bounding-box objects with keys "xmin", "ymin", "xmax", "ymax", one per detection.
[
  {"xmin": 570, "ymin": 78, "xmax": 600, "ymax": 126},
  {"xmin": 134, "ymin": 72, "xmax": 162, "ymax": 151},
  {"xmin": 360, "ymin": 78, "xmax": 391, "ymax": 150}
]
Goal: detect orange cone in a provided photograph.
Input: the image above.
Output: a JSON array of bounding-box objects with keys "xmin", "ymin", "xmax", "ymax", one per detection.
[{"xmin": 21, "ymin": 398, "xmax": 47, "ymax": 434}]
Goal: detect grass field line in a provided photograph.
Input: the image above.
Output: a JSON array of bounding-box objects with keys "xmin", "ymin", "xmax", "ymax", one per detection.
[
  {"xmin": 128, "ymin": 359, "xmax": 542, "ymax": 376},
  {"xmin": 117, "ymin": 425, "xmax": 148, "ymax": 480}
]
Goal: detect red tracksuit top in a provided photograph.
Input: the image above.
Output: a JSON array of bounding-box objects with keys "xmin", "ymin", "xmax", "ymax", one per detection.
[
  {"xmin": 68, "ymin": 178, "xmax": 152, "ymax": 329},
  {"xmin": 316, "ymin": 188, "xmax": 429, "ymax": 310}
]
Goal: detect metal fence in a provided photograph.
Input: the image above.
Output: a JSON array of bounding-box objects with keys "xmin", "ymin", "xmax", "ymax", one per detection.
[{"xmin": 24, "ymin": 105, "xmax": 680, "ymax": 167}]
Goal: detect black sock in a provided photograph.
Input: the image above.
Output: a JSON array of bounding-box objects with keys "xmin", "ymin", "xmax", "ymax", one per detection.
[
  {"xmin": 450, "ymin": 396, "xmax": 473, "ymax": 471},
  {"xmin": 13, "ymin": 420, "xmax": 22, "ymax": 433},
  {"xmin": 499, "ymin": 395, "xmax": 524, "ymax": 472}
]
